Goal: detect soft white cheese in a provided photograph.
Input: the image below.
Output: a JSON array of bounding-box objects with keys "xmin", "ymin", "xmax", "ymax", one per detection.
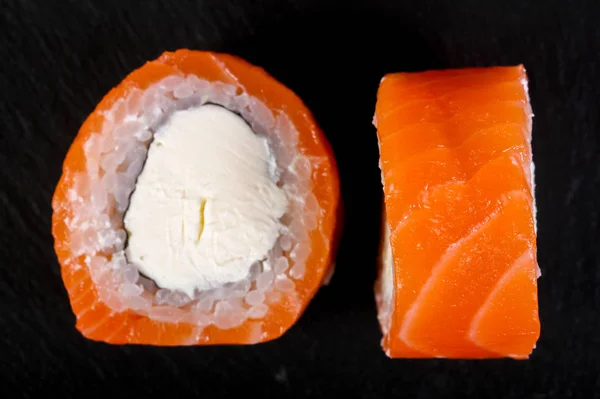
[
  {"xmin": 380, "ymin": 215, "xmax": 394, "ymax": 305},
  {"xmin": 124, "ymin": 104, "xmax": 287, "ymax": 296}
]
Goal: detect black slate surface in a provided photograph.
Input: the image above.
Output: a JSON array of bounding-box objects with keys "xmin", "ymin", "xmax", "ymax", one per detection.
[{"xmin": 1, "ymin": 0, "xmax": 599, "ymax": 397}]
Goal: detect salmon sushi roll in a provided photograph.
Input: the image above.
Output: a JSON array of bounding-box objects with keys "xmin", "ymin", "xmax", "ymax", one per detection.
[
  {"xmin": 52, "ymin": 50, "xmax": 341, "ymax": 345},
  {"xmin": 374, "ymin": 66, "xmax": 540, "ymax": 359}
]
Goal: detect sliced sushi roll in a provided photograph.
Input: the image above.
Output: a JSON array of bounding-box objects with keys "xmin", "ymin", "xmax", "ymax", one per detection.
[
  {"xmin": 373, "ymin": 66, "xmax": 540, "ymax": 359},
  {"xmin": 52, "ymin": 50, "xmax": 341, "ymax": 345}
]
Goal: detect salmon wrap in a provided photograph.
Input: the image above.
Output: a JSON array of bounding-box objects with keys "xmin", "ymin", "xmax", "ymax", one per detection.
[
  {"xmin": 374, "ymin": 66, "xmax": 540, "ymax": 359},
  {"xmin": 52, "ymin": 50, "xmax": 341, "ymax": 345}
]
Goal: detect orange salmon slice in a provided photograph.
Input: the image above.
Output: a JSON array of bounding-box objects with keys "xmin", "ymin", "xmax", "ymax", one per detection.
[{"xmin": 374, "ymin": 65, "xmax": 540, "ymax": 359}]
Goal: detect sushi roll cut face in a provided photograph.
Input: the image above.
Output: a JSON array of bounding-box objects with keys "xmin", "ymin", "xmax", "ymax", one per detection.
[{"xmin": 52, "ymin": 50, "xmax": 340, "ymax": 345}]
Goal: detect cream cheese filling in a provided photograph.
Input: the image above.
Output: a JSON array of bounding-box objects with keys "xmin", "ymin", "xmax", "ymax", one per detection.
[{"xmin": 124, "ymin": 104, "xmax": 288, "ymax": 297}]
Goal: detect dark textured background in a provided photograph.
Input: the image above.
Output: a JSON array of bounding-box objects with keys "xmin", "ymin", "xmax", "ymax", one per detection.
[{"xmin": 1, "ymin": 0, "xmax": 599, "ymax": 397}]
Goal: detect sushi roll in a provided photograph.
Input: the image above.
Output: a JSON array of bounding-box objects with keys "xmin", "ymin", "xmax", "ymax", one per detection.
[
  {"xmin": 373, "ymin": 66, "xmax": 540, "ymax": 359},
  {"xmin": 51, "ymin": 50, "xmax": 341, "ymax": 345}
]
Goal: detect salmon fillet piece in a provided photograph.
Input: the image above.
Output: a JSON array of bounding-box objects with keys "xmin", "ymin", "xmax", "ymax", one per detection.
[{"xmin": 374, "ymin": 65, "xmax": 540, "ymax": 359}]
